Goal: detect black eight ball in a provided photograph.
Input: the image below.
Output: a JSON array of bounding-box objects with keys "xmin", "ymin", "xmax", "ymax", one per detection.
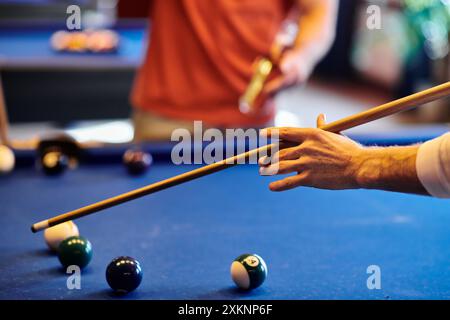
[{"xmin": 106, "ymin": 256, "xmax": 143, "ymax": 293}]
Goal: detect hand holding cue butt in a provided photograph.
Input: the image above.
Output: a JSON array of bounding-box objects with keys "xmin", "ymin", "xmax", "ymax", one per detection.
[
  {"xmin": 31, "ymin": 82, "xmax": 450, "ymax": 233},
  {"xmin": 239, "ymin": 17, "xmax": 294, "ymax": 113}
]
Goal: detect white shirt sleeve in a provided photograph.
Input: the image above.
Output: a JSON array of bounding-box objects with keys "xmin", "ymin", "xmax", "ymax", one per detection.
[{"xmin": 416, "ymin": 133, "xmax": 450, "ymax": 198}]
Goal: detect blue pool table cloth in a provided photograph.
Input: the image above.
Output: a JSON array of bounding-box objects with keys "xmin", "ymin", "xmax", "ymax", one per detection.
[
  {"xmin": 1, "ymin": 22, "xmax": 450, "ymax": 300},
  {"xmin": 1, "ymin": 158, "xmax": 450, "ymax": 300}
]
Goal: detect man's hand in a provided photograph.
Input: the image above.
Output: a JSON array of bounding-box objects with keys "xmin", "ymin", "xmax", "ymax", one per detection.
[
  {"xmin": 258, "ymin": 114, "xmax": 428, "ymax": 195},
  {"xmin": 263, "ymin": 0, "xmax": 338, "ymax": 96},
  {"xmin": 259, "ymin": 114, "xmax": 365, "ymax": 191},
  {"xmin": 264, "ymin": 49, "xmax": 313, "ymax": 95}
]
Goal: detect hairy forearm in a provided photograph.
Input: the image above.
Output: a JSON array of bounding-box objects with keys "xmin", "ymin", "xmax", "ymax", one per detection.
[{"xmin": 355, "ymin": 146, "xmax": 429, "ymax": 195}]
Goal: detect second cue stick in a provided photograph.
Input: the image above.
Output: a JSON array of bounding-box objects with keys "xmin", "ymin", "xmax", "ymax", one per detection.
[
  {"xmin": 31, "ymin": 81, "xmax": 450, "ymax": 233},
  {"xmin": 0, "ymin": 75, "xmax": 10, "ymax": 145}
]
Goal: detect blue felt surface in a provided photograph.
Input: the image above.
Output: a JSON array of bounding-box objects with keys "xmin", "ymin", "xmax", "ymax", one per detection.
[
  {"xmin": 348, "ymin": 125, "xmax": 450, "ymax": 146},
  {"xmin": 1, "ymin": 160, "xmax": 450, "ymax": 300}
]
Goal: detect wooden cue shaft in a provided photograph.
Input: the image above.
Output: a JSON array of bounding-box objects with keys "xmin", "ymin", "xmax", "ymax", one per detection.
[
  {"xmin": 31, "ymin": 81, "xmax": 450, "ymax": 233},
  {"xmin": 31, "ymin": 144, "xmax": 274, "ymax": 232},
  {"xmin": 320, "ymin": 81, "xmax": 450, "ymax": 133}
]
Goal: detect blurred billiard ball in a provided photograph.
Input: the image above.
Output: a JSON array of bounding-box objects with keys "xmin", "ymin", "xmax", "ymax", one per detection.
[
  {"xmin": 123, "ymin": 149, "xmax": 152, "ymax": 175},
  {"xmin": 230, "ymin": 253, "xmax": 267, "ymax": 290},
  {"xmin": 50, "ymin": 30, "xmax": 70, "ymax": 51},
  {"xmin": 40, "ymin": 148, "xmax": 69, "ymax": 176},
  {"xmin": 0, "ymin": 145, "xmax": 15, "ymax": 174},
  {"xmin": 106, "ymin": 256, "xmax": 143, "ymax": 294},
  {"xmin": 58, "ymin": 236, "xmax": 92, "ymax": 269},
  {"xmin": 37, "ymin": 134, "xmax": 80, "ymax": 175},
  {"xmin": 67, "ymin": 31, "xmax": 88, "ymax": 52},
  {"xmin": 87, "ymin": 30, "xmax": 119, "ymax": 53}
]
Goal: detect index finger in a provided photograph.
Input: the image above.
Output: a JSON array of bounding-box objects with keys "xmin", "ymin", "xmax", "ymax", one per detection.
[{"xmin": 260, "ymin": 127, "xmax": 317, "ymax": 143}]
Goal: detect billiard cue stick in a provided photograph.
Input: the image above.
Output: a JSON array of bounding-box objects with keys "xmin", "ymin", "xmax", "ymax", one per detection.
[{"xmin": 31, "ymin": 81, "xmax": 450, "ymax": 233}]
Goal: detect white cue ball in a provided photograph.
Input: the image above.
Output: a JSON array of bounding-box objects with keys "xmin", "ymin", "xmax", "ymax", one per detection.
[
  {"xmin": 44, "ymin": 221, "xmax": 79, "ymax": 251},
  {"xmin": 0, "ymin": 145, "xmax": 15, "ymax": 174}
]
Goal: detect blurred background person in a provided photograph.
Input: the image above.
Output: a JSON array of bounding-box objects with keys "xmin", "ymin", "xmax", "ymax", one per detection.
[
  {"xmin": 131, "ymin": 0, "xmax": 338, "ymax": 141},
  {"xmin": 1, "ymin": 0, "xmax": 450, "ymax": 145}
]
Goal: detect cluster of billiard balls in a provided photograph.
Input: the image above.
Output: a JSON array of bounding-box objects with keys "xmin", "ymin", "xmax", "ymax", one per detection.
[
  {"xmin": 50, "ymin": 29, "xmax": 119, "ymax": 53},
  {"xmin": 38, "ymin": 147, "xmax": 152, "ymax": 176},
  {"xmin": 44, "ymin": 221, "xmax": 268, "ymax": 293},
  {"xmin": 0, "ymin": 143, "xmax": 153, "ymax": 177},
  {"xmin": 0, "ymin": 144, "xmax": 73, "ymax": 176},
  {"xmin": 44, "ymin": 221, "xmax": 143, "ymax": 293}
]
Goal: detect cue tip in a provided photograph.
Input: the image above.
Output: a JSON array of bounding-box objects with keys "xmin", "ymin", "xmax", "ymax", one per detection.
[{"xmin": 31, "ymin": 220, "xmax": 49, "ymax": 233}]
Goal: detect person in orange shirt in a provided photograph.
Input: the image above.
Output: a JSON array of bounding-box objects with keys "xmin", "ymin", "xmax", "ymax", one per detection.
[{"xmin": 131, "ymin": 0, "xmax": 338, "ymax": 141}]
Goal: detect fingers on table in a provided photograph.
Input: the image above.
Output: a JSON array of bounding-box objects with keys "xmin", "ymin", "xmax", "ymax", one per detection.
[
  {"xmin": 268, "ymin": 173, "xmax": 310, "ymax": 192},
  {"xmin": 259, "ymin": 146, "xmax": 302, "ymax": 166},
  {"xmin": 259, "ymin": 159, "xmax": 304, "ymax": 176}
]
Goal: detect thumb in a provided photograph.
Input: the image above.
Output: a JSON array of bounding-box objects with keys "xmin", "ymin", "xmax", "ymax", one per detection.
[{"xmin": 316, "ymin": 113, "xmax": 327, "ymax": 128}]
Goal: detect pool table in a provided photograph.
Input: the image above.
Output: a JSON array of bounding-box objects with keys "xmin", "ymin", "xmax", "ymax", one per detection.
[
  {"xmin": 1, "ymin": 131, "xmax": 450, "ymax": 300},
  {"xmin": 0, "ymin": 20, "xmax": 148, "ymax": 123},
  {"xmin": 0, "ymin": 21, "xmax": 146, "ymax": 69}
]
